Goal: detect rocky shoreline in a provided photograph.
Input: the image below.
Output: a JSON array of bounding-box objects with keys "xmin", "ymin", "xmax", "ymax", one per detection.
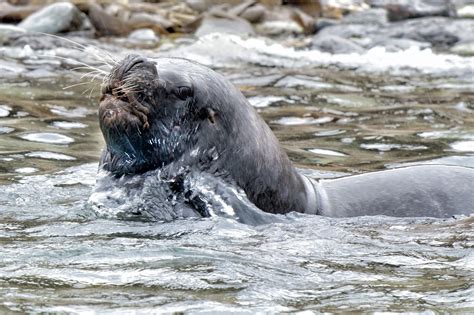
[{"xmin": 1, "ymin": 0, "xmax": 474, "ymax": 55}]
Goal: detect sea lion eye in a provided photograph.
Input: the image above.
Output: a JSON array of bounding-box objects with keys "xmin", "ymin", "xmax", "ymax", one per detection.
[{"xmin": 174, "ymin": 86, "xmax": 193, "ymax": 100}]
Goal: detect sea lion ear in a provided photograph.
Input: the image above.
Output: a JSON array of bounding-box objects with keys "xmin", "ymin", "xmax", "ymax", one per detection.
[
  {"xmin": 207, "ymin": 108, "xmax": 217, "ymax": 124},
  {"xmin": 198, "ymin": 107, "xmax": 218, "ymax": 124}
]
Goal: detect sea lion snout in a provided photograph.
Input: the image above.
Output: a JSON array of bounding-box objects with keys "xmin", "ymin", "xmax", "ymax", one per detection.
[
  {"xmin": 99, "ymin": 55, "xmax": 157, "ymax": 131},
  {"xmin": 99, "ymin": 95, "xmax": 144, "ymax": 132}
]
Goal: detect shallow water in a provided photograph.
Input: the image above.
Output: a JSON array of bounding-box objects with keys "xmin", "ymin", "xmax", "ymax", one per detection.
[{"xmin": 0, "ymin": 34, "xmax": 473, "ymax": 313}]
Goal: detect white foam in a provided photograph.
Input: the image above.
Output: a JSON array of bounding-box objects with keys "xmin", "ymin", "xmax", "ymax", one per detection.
[
  {"xmin": 168, "ymin": 34, "xmax": 474, "ymax": 76},
  {"xmin": 450, "ymin": 141, "xmax": 474, "ymax": 152}
]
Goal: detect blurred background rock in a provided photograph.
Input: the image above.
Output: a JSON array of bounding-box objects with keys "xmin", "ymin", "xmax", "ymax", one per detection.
[{"xmin": 1, "ymin": 0, "xmax": 473, "ymax": 55}]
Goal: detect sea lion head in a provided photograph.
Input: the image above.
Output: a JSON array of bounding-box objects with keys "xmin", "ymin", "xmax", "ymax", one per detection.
[
  {"xmin": 98, "ymin": 55, "xmax": 308, "ymax": 214},
  {"xmin": 99, "ymin": 55, "xmax": 249, "ymax": 176}
]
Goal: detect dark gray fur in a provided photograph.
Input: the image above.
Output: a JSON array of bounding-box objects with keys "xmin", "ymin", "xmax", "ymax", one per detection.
[{"xmin": 97, "ymin": 56, "xmax": 474, "ymax": 220}]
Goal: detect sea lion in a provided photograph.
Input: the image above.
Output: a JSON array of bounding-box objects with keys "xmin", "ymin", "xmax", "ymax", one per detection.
[{"xmin": 91, "ymin": 55, "xmax": 474, "ymax": 221}]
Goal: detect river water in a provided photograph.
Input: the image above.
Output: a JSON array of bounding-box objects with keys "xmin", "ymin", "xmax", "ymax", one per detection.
[{"xmin": 0, "ymin": 33, "xmax": 473, "ymax": 313}]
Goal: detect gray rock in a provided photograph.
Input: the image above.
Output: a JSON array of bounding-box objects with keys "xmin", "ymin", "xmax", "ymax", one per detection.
[
  {"xmin": 451, "ymin": 41, "xmax": 474, "ymax": 56},
  {"xmin": 0, "ymin": 24, "xmax": 25, "ymax": 44},
  {"xmin": 186, "ymin": 0, "xmax": 210, "ymax": 13},
  {"xmin": 239, "ymin": 4, "xmax": 266, "ymax": 23},
  {"xmin": 317, "ymin": 23, "xmax": 379, "ymax": 39},
  {"xmin": 312, "ymin": 35, "xmax": 365, "ymax": 54},
  {"xmin": 369, "ymin": 0, "xmax": 450, "ymax": 21},
  {"xmin": 129, "ymin": 13, "xmax": 174, "ymax": 30},
  {"xmin": 342, "ymin": 8, "xmax": 388, "ymax": 25},
  {"xmin": 18, "ymin": 2, "xmax": 88, "ymax": 34},
  {"xmin": 195, "ymin": 16, "xmax": 254, "ymax": 37},
  {"xmin": 315, "ymin": 18, "xmax": 340, "ymax": 32},
  {"xmin": 317, "ymin": 16, "xmax": 474, "ymax": 49},
  {"xmin": 387, "ymin": 17, "xmax": 474, "ymax": 47}
]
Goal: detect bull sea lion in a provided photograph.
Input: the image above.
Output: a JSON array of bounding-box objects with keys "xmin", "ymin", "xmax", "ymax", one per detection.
[{"xmin": 90, "ymin": 55, "xmax": 474, "ymax": 222}]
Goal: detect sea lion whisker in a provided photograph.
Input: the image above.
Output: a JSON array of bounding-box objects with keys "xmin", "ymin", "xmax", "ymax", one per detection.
[
  {"xmin": 71, "ymin": 66, "xmax": 101, "ymax": 72},
  {"xmin": 42, "ymin": 55, "xmax": 108, "ymax": 74},
  {"xmin": 89, "ymin": 71, "xmax": 105, "ymax": 83},
  {"xmin": 81, "ymin": 87, "xmax": 93, "ymax": 96},
  {"xmin": 62, "ymin": 81, "xmax": 92, "ymax": 90},
  {"xmin": 89, "ymin": 85, "xmax": 97, "ymax": 99},
  {"xmin": 80, "ymin": 69, "xmax": 104, "ymax": 81},
  {"xmin": 36, "ymin": 32, "xmax": 117, "ymax": 68}
]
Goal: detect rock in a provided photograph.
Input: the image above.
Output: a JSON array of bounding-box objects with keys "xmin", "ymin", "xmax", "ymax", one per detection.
[
  {"xmin": 0, "ymin": 24, "xmax": 25, "ymax": 44},
  {"xmin": 228, "ymin": 0, "xmax": 256, "ymax": 16},
  {"xmin": 186, "ymin": 0, "xmax": 209, "ymax": 13},
  {"xmin": 318, "ymin": 16, "xmax": 474, "ymax": 49},
  {"xmin": 226, "ymin": 0, "xmax": 266, "ymax": 23},
  {"xmin": 285, "ymin": 0, "xmax": 322, "ymax": 16},
  {"xmin": 18, "ymin": 2, "xmax": 88, "ymax": 34},
  {"xmin": 317, "ymin": 23, "xmax": 379, "ymax": 39},
  {"xmin": 88, "ymin": 3, "xmax": 130, "ymax": 37},
  {"xmin": 291, "ymin": 9, "xmax": 317, "ymax": 34},
  {"xmin": 320, "ymin": 0, "xmax": 369, "ymax": 18},
  {"xmin": 255, "ymin": 20, "xmax": 303, "ymax": 36},
  {"xmin": 342, "ymin": 8, "xmax": 388, "ymax": 25},
  {"xmin": 386, "ymin": 17, "xmax": 474, "ymax": 47},
  {"xmin": 0, "ymin": 2, "xmax": 40, "ymax": 23},
  {"xmin": 312, "ymin": 35, "xmax": 365, "ymax": 54},
  {"xmin": 128, "ymin": 13, "xmax": 172, "ymax": 33},
  {"xmin": 315, "ymin": 18, "xmax": 340, "ymax": 31},
  {"xmin": 457, "ymin": 5, "xmax": 474, "ymax": 18},
  {"xmin": 128, "ymin": 28, "xmax": 159, "ymax": 43},
  {"xmin": 239, "ymin": 4, "xmax": 266, "ymax": 23},
  {"xmin": 195, "ymin": 15, "xmax": 254, "ymax": 37},
  {"xmin": 451, "ymin": 41, "xmax": 474, "ymax": 56},
  {"xmin": 369, "ymin": 0, "xmax": 450, "ymax": 21}
]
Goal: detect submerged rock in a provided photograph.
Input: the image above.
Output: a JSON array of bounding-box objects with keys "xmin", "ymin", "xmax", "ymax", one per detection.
[{"xmin": 18, "ymin": 2, "xmax": 88, "ymax": 34}]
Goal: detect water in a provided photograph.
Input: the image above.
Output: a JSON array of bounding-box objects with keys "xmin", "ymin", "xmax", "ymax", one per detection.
[{"xmin": 0, "ymin": 33, "xmax": 473, "ymax": 313}]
